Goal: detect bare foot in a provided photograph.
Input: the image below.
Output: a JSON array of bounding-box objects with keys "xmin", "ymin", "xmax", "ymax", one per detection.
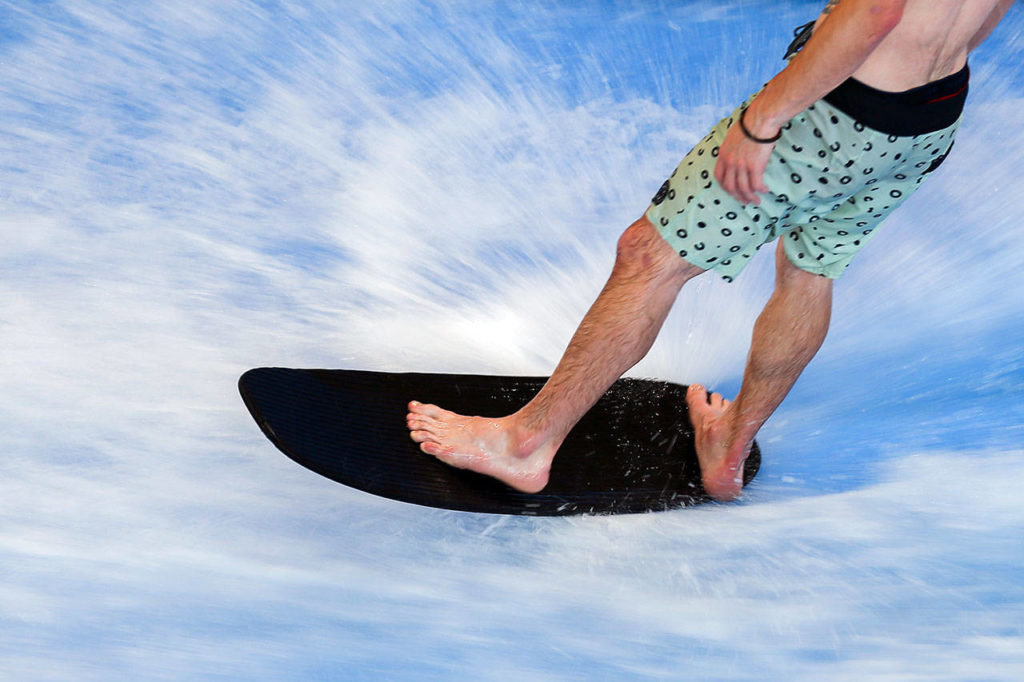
[
  {"xmin": 686, "ymin": 384, "xmax": 751, "ymax": 502},
  {"xmin": 406, "ymin": 402, "xmax": 556, "ymax": 493}
]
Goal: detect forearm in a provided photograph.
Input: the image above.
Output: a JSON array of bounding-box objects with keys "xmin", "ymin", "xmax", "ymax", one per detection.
[{"xmin": 744, "ymin": 0, "xmax": 905, "ymax": 139}]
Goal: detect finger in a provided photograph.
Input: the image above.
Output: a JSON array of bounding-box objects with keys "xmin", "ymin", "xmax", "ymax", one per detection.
[
  {"xmin": 714, "ymin": 156, "xmax": 727, "ymax": 186},
  {"xmin": 734, "ymin": 166, "xmax": 755, "ymax": 205},
  {"xmin": 714, "ymin": 160, "xmax": 729, "ymax": 192},
  {"xmin": 753, "ymin": 169, "xmax": 769, "ymax": 195},
  {"xmin": 721, "ymin": 164, "xmax": 739, "ymax": 202},
  {"xmin": 745, "ymin": 174, "xmax": 761, "ymax": 205},
  {"xmin": 744, "ymin": 164, "xmax": 766, "ymax": 205}
]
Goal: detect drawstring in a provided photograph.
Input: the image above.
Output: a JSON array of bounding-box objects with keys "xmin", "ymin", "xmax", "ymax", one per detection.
[{"xmin": 784, "ymin": 20, "xmax": 816, "ymax": 60}]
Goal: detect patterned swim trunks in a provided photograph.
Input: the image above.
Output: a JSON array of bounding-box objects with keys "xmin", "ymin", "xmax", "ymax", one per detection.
[{"xmin": 646, "ymin": 64, "xmax": 969, "ymax": 282}]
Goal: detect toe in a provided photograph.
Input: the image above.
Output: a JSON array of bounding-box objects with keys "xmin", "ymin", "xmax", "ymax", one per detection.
[
  {"xmin": 409, "ymin": 429, "xmax": 438, "ymax": 445},
  {"xmin": 686, "ymin": 384, "xmax": 710, "ymax": 412},
  {"xmin": 409, "ymin": 402, "xmax": 448, "ymax": 419},
  {"xmin": 419, "ymin": 441, "xmax": 440, "ymax": 456},
  {"xmin": 409, "ymin": 414, "xmax": 444, "ymax": 432},
  {"xmin": 420, "ymin": 441, "xmax": 456, "ymax": 459}
]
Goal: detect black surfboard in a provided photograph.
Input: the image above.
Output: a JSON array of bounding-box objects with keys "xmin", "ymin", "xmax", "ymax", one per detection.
[{"xmin": 239, "ymin": 368, "xmax": 760, "ymax": 516}]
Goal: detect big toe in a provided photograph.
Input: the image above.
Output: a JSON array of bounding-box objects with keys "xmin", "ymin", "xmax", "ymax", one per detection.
[
  {"xmin": 687, "ymin": 384, "xmax": 710, "ymax": 412},
  {"xmin": 409, "ymin": 401, "xmax": 447, "ymax": 419}
]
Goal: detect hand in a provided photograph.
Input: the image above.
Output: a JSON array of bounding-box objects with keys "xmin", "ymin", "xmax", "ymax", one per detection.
[{"xmin": 714, "ymin": 110, "xmax": 777, "ymax": 206}]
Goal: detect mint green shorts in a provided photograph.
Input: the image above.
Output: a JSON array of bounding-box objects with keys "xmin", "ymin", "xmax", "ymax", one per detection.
[{"xmin": 646, "ymin": 96, "xmax": 961, "ymax": 282}]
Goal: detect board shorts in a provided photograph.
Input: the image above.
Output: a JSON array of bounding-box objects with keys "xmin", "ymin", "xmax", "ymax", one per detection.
[{"xmin": 646, "ymin": 63, "xmax": 969, "ymax": 282}]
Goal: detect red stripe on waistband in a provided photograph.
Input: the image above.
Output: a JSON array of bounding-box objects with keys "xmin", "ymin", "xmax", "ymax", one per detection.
[{"xmin": 927, "ymin": 83, "xmax": 969, "ymax": 104}]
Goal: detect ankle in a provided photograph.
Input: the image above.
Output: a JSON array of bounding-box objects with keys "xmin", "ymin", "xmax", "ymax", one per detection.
[
  {"xmin": 501, "ymin": 413, "xmax": 549, "ymax": 460},
  {"xmin": 700, "ymin": 407, "xmax": 754, "ymax": 464},
  {"xmin": 719, "ymin": 398, "xmax": 764, "ymax": 442}
]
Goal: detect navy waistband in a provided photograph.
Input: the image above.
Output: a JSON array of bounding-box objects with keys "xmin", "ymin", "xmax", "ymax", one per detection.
[{"xmin": 823, "ymin": 63, "xmax": 969, "ymax": 136}]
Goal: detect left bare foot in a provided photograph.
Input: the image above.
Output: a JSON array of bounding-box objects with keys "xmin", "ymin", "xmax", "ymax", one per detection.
[
  {"xmin": 686, "ymin": 384, "xmax": 751, "ymax": 502},
  {"xmin": 406, "ymin": 402, "xmax": 556, "ymax": 493}
]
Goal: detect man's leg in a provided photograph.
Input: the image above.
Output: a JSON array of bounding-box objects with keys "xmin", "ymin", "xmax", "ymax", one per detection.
[
  {"xmin": 407, "ymin": 214, "xmax": 705, "ymax": 492},
  {"xmin": 688, "ymin": 239, "xmax": 833, "ymax": 500}
]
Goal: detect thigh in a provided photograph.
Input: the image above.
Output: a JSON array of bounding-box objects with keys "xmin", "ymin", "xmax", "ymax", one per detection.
[{"xmin": 778, "ymin": 107, "xmax": 961, "ymax": 278}]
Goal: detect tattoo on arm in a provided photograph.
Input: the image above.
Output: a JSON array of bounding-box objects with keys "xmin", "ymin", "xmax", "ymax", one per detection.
[{"xmin": 823, "ymin": 0, "xmax": 841, "ymax": 14}]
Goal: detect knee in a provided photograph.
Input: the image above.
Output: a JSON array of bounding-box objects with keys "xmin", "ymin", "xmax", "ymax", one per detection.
[
  {"xmin": 615, "ymin": 216, "xmax": 703, "ymax": 282},
  {"xmin": 774, "ymin": 241, "xmax": 832, "ymax": 298},
  {"xmin": 615, "ymin": 216, "xmax": 666, "ymax": 272}
]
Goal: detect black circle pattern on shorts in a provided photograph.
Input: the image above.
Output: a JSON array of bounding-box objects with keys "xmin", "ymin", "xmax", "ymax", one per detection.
[{"xmin": 645, "ymin": 95, "xmax": 960, "ymax": 282}]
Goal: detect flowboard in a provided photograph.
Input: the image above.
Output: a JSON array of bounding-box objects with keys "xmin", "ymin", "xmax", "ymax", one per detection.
[{"xmin": 239, "ymin": 368, "xmax": 760, "ymax": 515}]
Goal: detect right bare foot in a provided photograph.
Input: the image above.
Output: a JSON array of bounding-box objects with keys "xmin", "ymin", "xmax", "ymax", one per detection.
[
  {"xmin": 406, "ymin": 402, "xmax": 556, "ymax": 493},
  {"xmin": 686, "ymin": 384, "xmax": 751, "ymax": 502}
]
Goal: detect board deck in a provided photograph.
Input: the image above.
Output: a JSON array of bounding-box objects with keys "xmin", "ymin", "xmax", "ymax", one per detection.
[{"xmin": 239, "ymin": 368, "xmax": 760, "ymax": 515}]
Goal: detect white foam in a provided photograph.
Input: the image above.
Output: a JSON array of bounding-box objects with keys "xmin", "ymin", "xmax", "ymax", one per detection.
[{"xmin": 2, "ymin": 0, "xmax": 1022, "ymax": 678}]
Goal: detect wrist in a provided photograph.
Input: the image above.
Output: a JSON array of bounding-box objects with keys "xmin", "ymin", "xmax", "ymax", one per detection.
[
  {"xmin": 739, "ymin": 106, "xmax": 782, "ymax": 144},
  {"xmin": 748, "ymin": 97, "xmax": 786, "ymax": 131}
]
